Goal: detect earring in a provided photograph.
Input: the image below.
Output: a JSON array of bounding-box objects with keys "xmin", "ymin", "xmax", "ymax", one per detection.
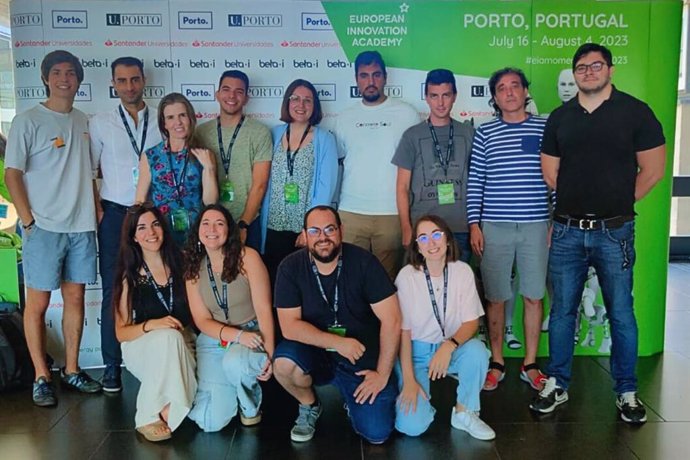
[{"xmin": 197, "ymin": 240, "xmax": 202, "ymax": 253}]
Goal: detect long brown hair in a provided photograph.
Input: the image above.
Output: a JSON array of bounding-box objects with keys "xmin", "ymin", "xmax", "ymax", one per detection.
[
  {"xmin": 158, "ymin": 92, "xmax": 200, "ymax": 149},
  {"xmin": 183, "ymin": 204, "xmax": 243, "ymax": 283},
  {"xmin": 112, "ymin": 204, "xmax": 183, "ymax": 324},
  {"xmin": 405, "ymin": 214, "xmax": 460, "ymax": 270}
]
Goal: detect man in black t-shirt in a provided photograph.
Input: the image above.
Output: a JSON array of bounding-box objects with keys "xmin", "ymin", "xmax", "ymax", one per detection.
[
  {"xmin": 531, "ymin": 43, "xmax": 666, "ymax": 425},
  {"xmin": 273, "ymin": 205, "xmax": 401, "ymax": 444}
]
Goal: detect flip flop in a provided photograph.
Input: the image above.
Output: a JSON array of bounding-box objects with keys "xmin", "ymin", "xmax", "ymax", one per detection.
[
  {"xmin": 482, "ymin": 361, "xmax": 505, "ymax": 391},
  {"xmin": 136, "ymin": 420, "xmax": 172, "ymax": 442}
]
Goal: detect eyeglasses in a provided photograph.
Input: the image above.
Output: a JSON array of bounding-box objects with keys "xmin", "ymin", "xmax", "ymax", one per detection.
[
  {"xmin": 127, "ymin": 201, "xmax": 155, "ymax": 214},
  {"xmin": 416, "ymin": 230, "xmax": 444, "ymax": 245},
  {"xmin": 288, "ymin": 95, "xmax": 314, "ymax": 106},
  {"xmin": 305, "ymin": 225, "xmax": 339, "ymax": 238},
  {"xmin": 574, "ymin": 61, "xmax": 606, "ymax": 74}
]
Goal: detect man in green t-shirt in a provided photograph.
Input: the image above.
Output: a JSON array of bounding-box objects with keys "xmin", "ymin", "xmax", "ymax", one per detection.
[{"xmin": 196, "ymin": 70, "xmax": 272, "ymax": 250}]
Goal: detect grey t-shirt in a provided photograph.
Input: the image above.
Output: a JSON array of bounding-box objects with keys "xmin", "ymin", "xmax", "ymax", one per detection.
[
  {"xmin": 392, "ymin": 119, "xmax": 474, "ymax": 232},
  {"xmin": 5, "ymin": 104, "xmax": 96, "ymax": 233}
]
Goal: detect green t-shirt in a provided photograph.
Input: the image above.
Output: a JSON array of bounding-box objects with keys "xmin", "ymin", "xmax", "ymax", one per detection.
[{"xmin": 196, "ymin": 116, "xmax": 272, "ymax": 220}]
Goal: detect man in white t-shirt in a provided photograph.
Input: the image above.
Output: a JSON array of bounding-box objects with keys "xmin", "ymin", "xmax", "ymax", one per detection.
[
  {"xmin": 334, "ymin": 51, "xmax": 419, "ymax": 279},
  {"xmin": 4, "ymin": 50, "xmax": 102, "ymax": 407},
  {"xmin": 90, "ymin": 56, "xmax": 162, "ymax": 392}
]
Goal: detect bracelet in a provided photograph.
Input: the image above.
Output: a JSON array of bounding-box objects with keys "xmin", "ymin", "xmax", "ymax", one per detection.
[
  {"xmin": 448, "ymin": 337, "xmax": 460, "ymax": 349},
  {"xmin": 234, "ymin": 330, "xmax": 244, "ymax": 344},
  {"xmin": 142, "ymin": 320, "xmax": 149, "ymax": 333},
  {"xmin": 219, "ymin": 325, "xmax": 227, "ymax": 342},
  {"xmin": 22, "ymin": 218, "xmax": 35, "ymax": 230}
]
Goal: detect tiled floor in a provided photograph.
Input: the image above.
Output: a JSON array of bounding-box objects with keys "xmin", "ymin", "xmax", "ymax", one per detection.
[{"xmin": 1, "ymin": 264, "xmax": 689, "ymax": 460}]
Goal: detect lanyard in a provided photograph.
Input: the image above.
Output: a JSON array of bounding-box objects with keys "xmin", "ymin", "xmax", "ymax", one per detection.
[
  {"xmin": 118, "ymin": 106, "xmax": 149, "ymax": 158},
  {"xmin": 427, "ymin": 119, "xmax": 454, "ymax": 177},
  {"xmin": 166, "ymin": 145, "xmax": 190, "ymax": 203},
  {"xmin": 206, "ymin": 257, "xmax": 229, "ymax": 320},
  {"xmin": 311, "ymin": 255, "xmax": 342, "ymax": 325},
  {"xmin": 285, "ymin": 123, "xmax": 311, "ymax": 177},
  {"xmin": 216, "ymin": 115, "xmax": 245, "ymax": 176},
  {"xmin": 142, "ymin": 261, "xmax": 173, "ymax": 314},
  {"xmin": 423, "ymin": 262, "xmax": 448, "ymax": 336}
]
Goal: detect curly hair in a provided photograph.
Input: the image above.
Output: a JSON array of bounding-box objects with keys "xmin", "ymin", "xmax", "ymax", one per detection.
[
  {"xmin": 405, "ymin": 214, "xmax": 460, "ymax": 270},
  {"xmin": 112, "ymin": 204, "xmax": 183, "ymax": 324},
  {"xmin": 183, "ymin": 204, "xmax": 244, "ymax": 283}
]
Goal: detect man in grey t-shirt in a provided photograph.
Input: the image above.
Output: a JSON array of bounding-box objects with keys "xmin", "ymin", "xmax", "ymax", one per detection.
[
  {"xmin": 392, "ymin": 69, "xmax": 474, "ymax": 261},
  {"xmin": 4, "ymin": 50, "xmax": 101, "ymax": 407}
]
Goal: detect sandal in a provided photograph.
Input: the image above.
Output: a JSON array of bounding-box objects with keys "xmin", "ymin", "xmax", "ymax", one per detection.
[
  {"xmin": 136, "ymin": 420, "xmax": 172, "ymax": 442},
  {"xmin": 482, "ymin": 361, "xmax": 505, "ymax": 391},
  {"xmin": 520, "ymin": 363, "xmax": 547, "ymax": 391}
]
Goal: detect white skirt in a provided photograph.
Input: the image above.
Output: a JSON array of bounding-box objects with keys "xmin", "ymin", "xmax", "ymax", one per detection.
[{"xmin": 122, "ymin": 327, "xmax": 197, "ymax": 431}]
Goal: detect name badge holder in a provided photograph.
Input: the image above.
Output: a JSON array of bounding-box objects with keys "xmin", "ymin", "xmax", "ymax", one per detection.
[
  {"xmin": 311, "ymin": 255, "xmax": 344, "ymax": 351},
  {"xmin": 284, "ymin": 123, "xmax": 311, "ymax": 204},
  {"xmin": 166, "ymin": 145, "xmax": 190, "ymax": 233},
  {"xmin": 427, "ymin": 119, "xmax": 456, "ymax": 206},
  {"xmin": 217, "ymin": 116, "xmax": 245, "ymax": 204},
  {"xmin": 119, "ymin": 106, "xmax": 148, "ymax": 187},
  {"xmin": 423, "ymin": 262, "xmax": 448, "ymax": 337},
  {"xmin": 206, "ymin": 258, "xmax": 232, "ymax": 348}
]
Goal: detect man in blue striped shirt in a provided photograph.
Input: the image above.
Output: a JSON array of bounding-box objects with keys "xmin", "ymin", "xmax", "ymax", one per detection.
[{"xmin": 467, "ymin": 68, "xmax": 550, "ymax": 393}]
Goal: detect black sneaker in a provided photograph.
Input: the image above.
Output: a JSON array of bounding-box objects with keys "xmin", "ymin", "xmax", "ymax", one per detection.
[
  {"xmin": 616, "ymin": 392, "xmax": 647, "ymax": 424},
  {"xmin": 102, "ymin": 365, "xmax": 122, "ymax": 393},
  {"xmin": 60, "ymin": 368, "xmax": 102, "ymax": 393},
  {"xmin": 529, "ymin": 376, "xmax": 568, "ymax": 413},
  {"xmin": 33, "ymin": 377, "xmax": 57, "ymax": 407}
]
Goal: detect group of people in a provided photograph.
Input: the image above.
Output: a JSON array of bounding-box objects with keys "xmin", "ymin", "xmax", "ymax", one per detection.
[{"xmin": 2, "ymin": 42, "xmax": 666, "ymax": 445}]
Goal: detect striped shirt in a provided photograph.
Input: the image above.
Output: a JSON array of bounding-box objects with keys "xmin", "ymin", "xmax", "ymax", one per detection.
[{"xmin": 467, "ymin": 115, "xmax": 549, "ymax": 223}]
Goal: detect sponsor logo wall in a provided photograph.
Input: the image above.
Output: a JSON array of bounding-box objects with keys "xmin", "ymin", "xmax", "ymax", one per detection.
[{"xmin": 8, "ymin": 0, "xmax": 680, "ymax": 366}]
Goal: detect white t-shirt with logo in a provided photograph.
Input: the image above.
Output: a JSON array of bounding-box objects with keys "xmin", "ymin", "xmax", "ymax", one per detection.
[
  {"xmin": 5, "ymin": 104, "xmax": 96, "ymax": 233},
  {"xmin": 335, "ymin": 97, "xmax": 419, "ymax": 215},
  {"xmin": 395, "ymin": 261, "xmax": 484, "ymax": 343}
]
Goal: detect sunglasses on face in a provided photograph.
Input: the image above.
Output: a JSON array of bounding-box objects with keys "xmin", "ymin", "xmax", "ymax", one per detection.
[
  {"xmin": 305, "ymin": 225, "xmax": 339, "ymax": 238},
  {"xmin": 416, "ymin": 230, "xmax": 444, "ymax": 245}
]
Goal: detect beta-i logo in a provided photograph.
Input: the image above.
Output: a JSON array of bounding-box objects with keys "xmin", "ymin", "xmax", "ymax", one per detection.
[
  {"xmin": 15, "ymin": 58, "xmax": 37, "ymax": 69},
  {"xmin": 224, "ymin": 59, "xmax": 250, "ymax": 69},
  {"xmin": 52, "ymin": 10, "xmax": 88, "ymax": 29},
  {"xmin": 11, "ymin": 13, "xmax": 42, "ymax": 28},
  {"xmin": 471, "ymin": 85, "xmax": 486, "ymax": 97},
  {"xmin": 181, "ymin": 84, "xmax": 215, "ymax": 101},
  {"xmin": 293, "ymin": 59, "xmax": 318, "ymax": 69},
  {"xmin": 106, "ymin": 13, "xmax": 162, "ymax": 27},
  {"xmin": 349, "ymin": 86, "xmax": 402, "ymax": 98},
  {"xmin": 301, "ymin": 13, "xmax": 331, "ymax": 31},
  {"xmin": 247, "ymin": 86, "xmax": 284, "ymax": 99},
  {"xmin": 153, "ymin": 59, "xmax": 181, "ymax": 69},
  {"xmin": 74, "ymin": 83, "xmax": 92, "ymax": 102},
  {"xmin": 16, "ymin": 86, "xmax": 46, "ymax": 100},
  {"xmin": 314, "ymin": 84, "xmax": 336, "ymax": 102},
  {"xmin": 228, "ymin": 14, "xmax": 282, "ymax": 28},
  {"xmin": 178, "ymin": 11, "xmax": 213, "ymax": 29},
  {"xmin": 81, "ymin": 58, "xmax": 109, "ymax": 69},
  {"xmin": 189, "ymin": 59, "xmax": 216, "ymax": 69},
  {"xmin": 327, "ymin": 59, "xmax": 351, "ymax": 69},
  {"xmin": 110, "ymin": 86, "xmax": 165, "ymax": 99}
]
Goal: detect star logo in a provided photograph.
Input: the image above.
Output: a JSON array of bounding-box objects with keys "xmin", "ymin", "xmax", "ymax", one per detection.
[{"xmin": 399, "ymin": 3, "xmax": 409, "ymax": 13}]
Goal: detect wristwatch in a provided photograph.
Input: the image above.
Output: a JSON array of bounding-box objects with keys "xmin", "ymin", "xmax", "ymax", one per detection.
[{"xmin": 238, "ymin": 220, "xmax": 249, "ymax": 230}]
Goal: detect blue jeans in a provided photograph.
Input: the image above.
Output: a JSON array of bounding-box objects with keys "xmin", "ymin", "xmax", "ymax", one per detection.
[
  {"xmin": 546, "ymin": 220, "xmax": 637, "ymax": 394},
  {"xmin": 189, "ymin": 329, "xmax": 268, "ymax": 432},
  {"xmin": 453, "ymin": 231, "xmax": 471, "ymax": 264},
  {"xmin": 395, "ymin": 338, "xmax": 488, "ymax": 436},
  {"xmin": 98, "ymin": 201, "xmax": 127, "ymax": 367},
  {"xmin": 274, "ymin": 339, "xmax": 398, "ymax": 444}
]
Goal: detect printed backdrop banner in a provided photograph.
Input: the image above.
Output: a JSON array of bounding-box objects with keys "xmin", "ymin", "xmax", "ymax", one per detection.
[{"xmin": 9, "ymin": 0, "xmax": 681, "ymax": 366}]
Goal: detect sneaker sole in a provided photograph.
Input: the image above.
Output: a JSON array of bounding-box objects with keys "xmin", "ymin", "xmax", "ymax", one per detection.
[
  {"xmin": 616, "ymin": 402, "xmax": 647, "ymax": 424},
  {"xmin": 33, "ymin": 398, "xmax": 57, "ymax": 407},
  {"xmin": 529, "ymin": 393, "xmax": 569, "ymax": 414},
  {"xmin": 102, "ymin": 386, "xmax": 122, "ymax": 393},
  {"xmin": 450, "ymin": 419, "xmax": 496, "ymax": 441},
  {"xmin": 240, "ymin": 414, "xmax": 262, "ymax": 427},
  {"xmin": 290, "ymin": 431, "xmax": 315, "ymax": 442}
]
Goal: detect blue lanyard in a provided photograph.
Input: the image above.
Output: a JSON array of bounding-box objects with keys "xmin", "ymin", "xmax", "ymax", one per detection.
[
  {"xmin": 142, "ymin": 261, "xmax": 173, "ymax": 314},
  {"xmin": 427, "ymin": 119, "xmax": 454, "ymax": 177},
  {"xmin": 311, "ymin": 255, "xmax": 342, "ymax": 325},
  {"xmin": 423, "ymin": 263, "xmax": 448, "ymax": 336},
  {"xmin": 206, "ymin": 257, "xmax": 228, "ymax": 320}
]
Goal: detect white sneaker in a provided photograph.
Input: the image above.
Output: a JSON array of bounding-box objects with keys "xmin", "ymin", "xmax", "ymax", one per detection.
[
  {"xmin": 450, "ymin": 408, "xmax": 496, "ymax": 441},
  {"xmin": 504, "ymin": 326, "xmax": 522, "ymax": 350}
]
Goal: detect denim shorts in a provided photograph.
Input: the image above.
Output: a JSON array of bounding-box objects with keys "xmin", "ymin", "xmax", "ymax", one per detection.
[{"xmin": 22, "ymin": 226, "xmax": 97, "ymax": 291}]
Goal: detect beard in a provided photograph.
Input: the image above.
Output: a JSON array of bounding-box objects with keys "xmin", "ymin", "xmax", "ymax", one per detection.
[
  {"xmin": 362, "ymin": 87, "xmax": 382, "ymax": 103},
  {"xmin": 310, "ymin": 241, "xmax": 341, "ymax": 263},
  {"xmin": 577, "ymin": 76, "xmax": 610, "ymax": 95}
]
